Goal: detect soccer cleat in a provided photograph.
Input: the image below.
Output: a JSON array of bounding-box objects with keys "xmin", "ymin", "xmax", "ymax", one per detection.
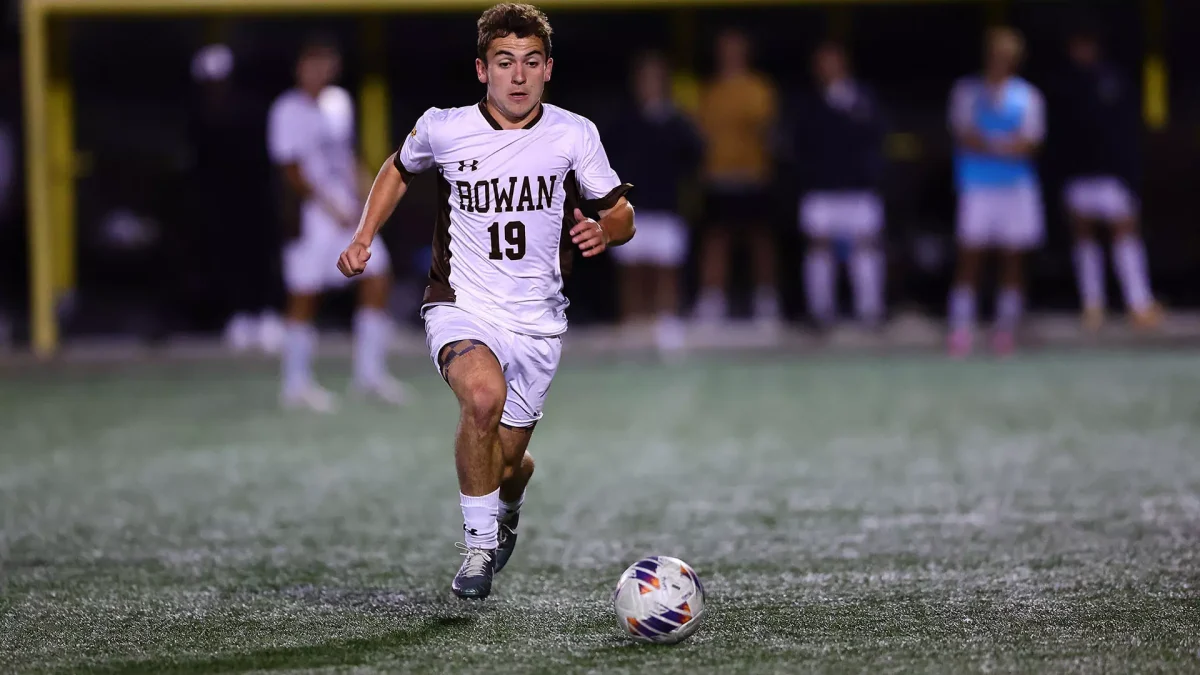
[
  {"xmin": 350, "ymin": 375, "xmax": 411, "ymax": 406},
  {"xmin": 281, "ymin": 383, "xmax": 338, "ymax": 413},
  {"xmin": 1082, "ymin": 306, "xmax": 1105, "ymax": 332},
  {"xmin": 452, "ymin": 543, "xmax": 496, "ymax": 600},
  {"xmin": 1130, "ymin": 302, "xmax": 1164, "ymax": 332},
  {"xmin": 493, "ymin": 513, "xmax": 520, "ymax": 574},
  {"xmin": 990, "ymin": 329, "xmax": 1015, "ymax": 358},
  {"xmin": 947, "ymin": 328, "xmax": 972, "ymax": 359}
]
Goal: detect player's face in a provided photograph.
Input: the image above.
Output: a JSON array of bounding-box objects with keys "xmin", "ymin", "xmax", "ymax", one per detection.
[
  {"xmin": 985, "ymin": 35, "xmax": 1021, "ymax": 77},
  {"xmin": 1068, "ymin": 36, "xmax": 1100, "ymax": 66},
  {"xmin": 297, "ymin": 49, "xmax": 340, "ymax": 93},
  {"xmin": 812, "ymin": 45, "xmax": 847, "ymax": 86},
  {"xmin": 477, "ymin": 36, "xmax": 553, "ymax": 122},
  {"xmin": 716, "ymin": 32, "xmax": 749, "ymax": 75},
  {"xmin": 634, "ymin": 57, "xmax": 669, "ymax": 105}
]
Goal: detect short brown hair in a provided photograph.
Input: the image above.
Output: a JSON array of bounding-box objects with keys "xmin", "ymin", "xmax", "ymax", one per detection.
[{"xmin": 477, "ymin": 3, "xmax": 553, "ymax": 62}]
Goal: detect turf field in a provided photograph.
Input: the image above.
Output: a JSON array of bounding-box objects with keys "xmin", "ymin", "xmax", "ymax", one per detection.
[{"xmin": 2, "ymin": 349, "xmax": 1199, "ymax": 674}]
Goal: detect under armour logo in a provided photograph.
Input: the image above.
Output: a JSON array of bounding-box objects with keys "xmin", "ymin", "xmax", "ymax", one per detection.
[
  {"xmin": 463, "ymin": 524, "xmax": 480, "ymax": 536},
  {"xmin": 459, "ymin": 159, "xmax": 479, "ymax": 172}
]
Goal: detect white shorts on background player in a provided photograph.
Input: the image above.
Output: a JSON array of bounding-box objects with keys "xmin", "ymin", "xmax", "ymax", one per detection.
[
  {"xmin": 1064, "ymin": 175, "xmax": 1137, "ymax": 222},
  {"xmin": 283, "ymin": 206, "xmax": 392, "ymax": 294},
  {"xmin": 610, "ymin": 211, "xmax": 687, "ymax": 266},
  {"xmin": 800, "ymin": 191, "xmax": 883, "ymax": 240},
  {"xmin": 956, "ymin": 183, "xmax": 1044, "ymax": 250},
  {"xmin": 424, "ymin": 305, "xmax": 561, "ymax": 428}
]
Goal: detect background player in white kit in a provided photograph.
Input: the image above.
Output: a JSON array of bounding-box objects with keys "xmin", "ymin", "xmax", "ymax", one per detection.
[
  {"xmin": 337, "ymin": 3, "xmax": 635, "ymax": 599},
  {"xmin": 267, "ymin": 36, "xmax": 409, "ymax": 412}
]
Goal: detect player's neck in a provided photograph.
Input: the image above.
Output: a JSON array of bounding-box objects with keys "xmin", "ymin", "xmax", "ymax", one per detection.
[
  {"xmin": 485, "ymin": 96, "xmax": 542, "ymax": 130},
  {"xmin": 984, "ymin": 71, "xmax": 1012, "ymax": 87}
]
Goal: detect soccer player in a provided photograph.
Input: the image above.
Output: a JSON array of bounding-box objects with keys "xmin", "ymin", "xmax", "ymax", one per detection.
[
  {"xmin": 605, "ymin": 51, "xmax": 704, "ymax": 355},
  {"xmin": 946, "ymin": 27, "xmax": 1046, "ymax": 357},
  {"xmin": 792, "ymin": 40, "xmax": 887, "ymax": 332},
  {"xmin": 1054, "ymin": 24, "xmax": 1160, "ymax": 331},
  {"xmin": 337, "ymin": 3, "xmax": 635, "ymax": 599},
  {"xmin": 267, "ymin": 36, "xmax": 409, "ymax": 412}
]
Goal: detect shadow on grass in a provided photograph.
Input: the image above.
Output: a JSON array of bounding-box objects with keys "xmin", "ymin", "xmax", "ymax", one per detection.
[{"xmin": 62, "ymin": 616, "xmax": 477, "ymax": 675}]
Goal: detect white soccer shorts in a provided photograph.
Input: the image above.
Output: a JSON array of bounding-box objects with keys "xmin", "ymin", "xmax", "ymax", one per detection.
[
  {"xmin": 424, "ymin": 304, "xmax": 562, "ymax": 428},
  {"xmin": 1064, "ymin": 175, "xmax": 1137, "ymax": 222},
  {"xmin": 799, "ymin": 190, "xmax": 884, "ymax": 240},
  {"xmin": 283, "ymin": 205, "xmax": 391, "ymax": 294},
  {"xmin": 956, "ymin": 184, "xmax": 1045, "ymax": 250},
  {"xmin": 610, "ymin": 211, "xmax": 689, "ymax": 267}
]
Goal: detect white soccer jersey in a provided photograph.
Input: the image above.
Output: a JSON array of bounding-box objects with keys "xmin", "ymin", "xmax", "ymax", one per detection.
[
  {"xmin": 396, "ymin": 101, "xmax": 632, "ymax": 336},
  {"xmin": 267, "ymin": 86, "xmax": 360, "ymax": 222}
]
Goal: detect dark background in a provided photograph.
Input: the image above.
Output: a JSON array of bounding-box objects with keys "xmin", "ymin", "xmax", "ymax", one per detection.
[{"xmin": 0, "ymin": 0, "xmax": 1196, "ymax": 341}]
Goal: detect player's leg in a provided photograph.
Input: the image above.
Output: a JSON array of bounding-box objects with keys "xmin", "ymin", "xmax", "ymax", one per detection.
[
  {"xmin": 991, "ymin": 185, "xmax": 1045, "ymax": 355},
  {"xmin": 1065, "ymin": 178, "xmax": 1107, "ymax": 330},
  {"xmin": 494, "ymin": 423, "xmax": 535, "ymax": 574},
  {"xmin": 439, "ymin": 335, "xmax": 507, "ymax": 598},
  {"xmin": 650, "ymin": 212, "xmax": 689, "ymax": 355},
  {"xmin": 847, "ymin": 192, "xmax": 886, "ymax": 328},
  {"xmin": 801, "ymin": 193, "xmax": 837, "ymax": 330},
  {"xmin": 351, "ymin": 243, "xmax": 409, "ymax": 405},
  {"xmin": 280, "ymin": 231, "xmax": 334, "ymax": 412},
  {"xmin": 491, "ymin": 331, "xmax": 563, "ymax": 574},
  {"xmin": 694, "ymin": 187, "xmax": 731, "ymax": 324},
  {"xmin": 947, "ymin": 189, "xmax": 987, "ymax": 356},
  {"xmin": 1103, "ymin": 179, "xmax": 1160, "ymax": 329}
]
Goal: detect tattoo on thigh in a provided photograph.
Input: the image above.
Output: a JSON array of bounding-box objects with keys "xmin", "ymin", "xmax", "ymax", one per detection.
[{"xmin": 438, "ymin": 339, "xmax": 488, "ymax": 379}]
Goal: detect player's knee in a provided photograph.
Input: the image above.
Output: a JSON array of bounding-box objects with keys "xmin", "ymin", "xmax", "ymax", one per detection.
[
  {"xmin": 1112, "ymin": 218, "xmax": 1139, "ymax": 239},
  {"xmin": 520, "ymin": 451, "xmax": 535, "ymax": 477},
  {"xmin": 461, "ymin": 379, "xmax": 506, "ymax": 430}
]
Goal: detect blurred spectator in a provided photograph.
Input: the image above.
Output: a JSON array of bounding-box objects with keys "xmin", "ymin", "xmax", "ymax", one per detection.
[
  {"xmin": 187, "ymin": 43, "xmax": 285, "ymax": 351},
  {"xmin": 791, "ymin": 40, "xmax": 887, "ymax": 331},
  {"xmin": 267, "ymin": 34, "xmax": 407, "ymax": 412},
  {"xmin": 1052, "ymin": 22, "xmax": 1161, "ymax": 331},
  {"xmin": 604, "ymin": 51, "xmax": 704, "ymax": 355},
  {"xmin": 946, "ymin": 27, "xmax": 1046, "ymax": 357},
  {"xmin": 695, "ymin": 28, "xmax": 781, "ymax": 327}
]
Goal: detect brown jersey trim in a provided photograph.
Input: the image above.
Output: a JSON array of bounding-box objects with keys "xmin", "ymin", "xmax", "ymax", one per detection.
[
  {"xmin": 587, "ymin": 182, "xmax": 634, "ymax": 213},
  {"xmin": 423, "ymin": 173, "xmax": 457, "ymax": 305},
  {"xmin": 392, "ymin": 151, "xmax": 417, "ymax": 183},
  {"xmin": 477, "ymin": 99, "xmax": 545, "ymax": 130}
]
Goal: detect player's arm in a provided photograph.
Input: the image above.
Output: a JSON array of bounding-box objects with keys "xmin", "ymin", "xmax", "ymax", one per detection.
[
  {"xmin": 339, "ymin": 110, "xmax": 438, "ymax": 277},
  {"xmin": 571, "ymin": 119, "xmax": 636, "ymax": 257},
  {"xmin": 948, "ymin": 80, "xmax": 991, "ymax": 154},
  {"xmin": 992, "ymin": 88, "xmax": 1046, "ymax": 159}
]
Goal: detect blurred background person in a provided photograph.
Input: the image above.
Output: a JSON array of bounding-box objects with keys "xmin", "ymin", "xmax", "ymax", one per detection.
[
  {"xmin": 605, "ymin": 51, "xmax": 704, "ymax": 355},
  {"xmin": 1053, "ymin": 22, "xmax": 1160, "ymax": 332},
  {"xmin": 792, "ymin": 40, "xmax": 887, "ymax": 332},
  {"xmin": 187, "ymin": 43, "xmax": 285, "ymax": 354},
  {"xmin": 946, "ymin": 27, "xmax": 1046, "ymax": 357},
  {"xmin": 694, "ymin": 28, "xmax": 781, "ymax": 328},
  {"xmin": 267, "ymin": 35, "xmax": 407, "ymax": 412}
]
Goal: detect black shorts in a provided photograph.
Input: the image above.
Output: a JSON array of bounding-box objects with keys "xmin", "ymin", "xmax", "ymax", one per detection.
[{"xmin": 704, "ymin": 184, "xmax": 773, "ymax": 229}]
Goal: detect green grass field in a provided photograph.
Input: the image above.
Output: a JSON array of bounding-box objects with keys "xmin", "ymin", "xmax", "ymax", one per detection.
[{"xmin": 2, "ymin": 350, "xmax": 1199, "ymax": 674}]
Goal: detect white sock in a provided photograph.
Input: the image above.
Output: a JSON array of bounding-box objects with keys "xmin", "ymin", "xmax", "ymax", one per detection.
[
  {"xmin": 282, "ymin": 321, "xmax": 317, "ymax": 395},
  {"xmin": 804, "ymin": 248, "xmax": 835, "ymax": 324},
  {"xmin": 850, "ymin": 246, "xmax": 884, "ymax": 323},
  {"xmin": 500, "ymin": 489, "xmax": 525, "ymax": 524},
  {"xmin": 1113, "ymin": 235, "xmax": 1153, "ymax": 312},
  {"xmin": 353, "ymin": 308, "xmax": 392, "ymax": 386},
  {"xmin": 1073, "ymin": 239, "xmax": 1105, "ymax": 310},
  {"xmin": 461, "ymin": 489, "xmax": 500, "ymax": 549},
  {"xmin": 948, "ymin": 285, "xmax": 975, "ymax": 332},
  {"xmin": 995, "ymin": 287, "xmax": 1024, "ymax": 332},
  {"xmin": 753, "ymin": 285, "xmax": 780, "ymax": 320}
]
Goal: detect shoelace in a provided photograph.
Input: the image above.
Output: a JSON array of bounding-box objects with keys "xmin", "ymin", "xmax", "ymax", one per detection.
[{"xmin": 454, "ymin": 542, "xmax": 493, "ymax": 576}]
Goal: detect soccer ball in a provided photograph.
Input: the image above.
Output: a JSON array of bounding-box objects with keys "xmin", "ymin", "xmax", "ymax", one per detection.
[{"xmin": 613, "ymin": 555, "xmax": 706, "ymax": 644}]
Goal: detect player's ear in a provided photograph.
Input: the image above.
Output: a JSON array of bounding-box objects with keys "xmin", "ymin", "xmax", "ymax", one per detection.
[
  {"xmin": 476, "ymin": 58, "xmax": 488, "ymax": 85},
  {"xmin": 544, "ymin": 57, "xmax": 553, "ymax": 82}
]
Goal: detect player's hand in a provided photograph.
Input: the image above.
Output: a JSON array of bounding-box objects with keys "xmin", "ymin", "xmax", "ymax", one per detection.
[
  {"xmin": 337, "ymin": 241, "xmax": 372, "ymax": 277},
  {"xmin": 570, "ymin": 208, "xmax": 609, "ymax": 258}
]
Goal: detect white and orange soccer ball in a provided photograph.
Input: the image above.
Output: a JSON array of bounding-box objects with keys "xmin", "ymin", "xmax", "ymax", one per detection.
[{"xmin": 613, "ymin": 555, "xmax": 706, "ymax": 644}]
